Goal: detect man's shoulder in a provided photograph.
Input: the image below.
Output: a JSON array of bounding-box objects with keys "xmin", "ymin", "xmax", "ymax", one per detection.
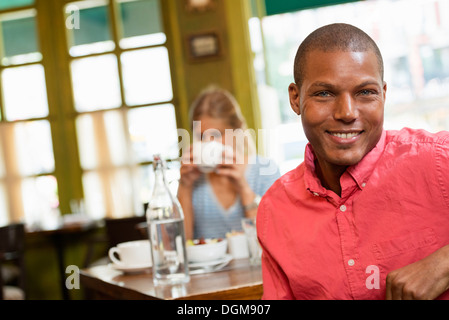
[
  {"xmin": 262, "ymin": 163, "xmax": 305, "ymax": 199},
  {"xmin": 386, "ymin": 127, "xmax": 449, "ymax": 145}
]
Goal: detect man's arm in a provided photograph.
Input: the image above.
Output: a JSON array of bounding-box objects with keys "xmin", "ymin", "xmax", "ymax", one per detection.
[
  {"xmin": 385, "ymin": 244, "xmax": 449, "ymax": 300},
  {"xmin": 260, "ymin": 250, "xmax": 295, "ymax": 299},
  {"xmin": 387, "ymin": 136, "xmax": 449, "ymax": 299}
]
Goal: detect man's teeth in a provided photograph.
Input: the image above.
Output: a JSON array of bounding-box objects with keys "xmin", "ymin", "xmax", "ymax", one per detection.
[{"xmin": 331, "ymin": 132, "xmax": 359, "ymax": 139}]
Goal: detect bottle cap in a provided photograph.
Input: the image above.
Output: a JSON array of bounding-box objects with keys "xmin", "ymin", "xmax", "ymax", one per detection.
[{"xmin": 153, "ymin": 154, "xmax": 162, "ymax": 170}]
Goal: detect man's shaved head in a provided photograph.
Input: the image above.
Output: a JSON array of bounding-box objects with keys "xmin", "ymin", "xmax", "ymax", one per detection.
[{"xmin": 293, "ymin": 23, "xmax": 384, "ymax": 88}]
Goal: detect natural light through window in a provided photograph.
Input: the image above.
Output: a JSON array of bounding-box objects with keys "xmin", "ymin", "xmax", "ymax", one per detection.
[
  {"xmin": 128, "ymin": 104, "xmax": 179, "ymax": 162},
  {"xmin": 15, "ymin": 121, "xmax": 54, "ymax": 176},
  {"xmin": 121, "ymin": 47, "xmax": 173, "ymax": 106},
  {"xmin": 2, "ymin": 64, "xmax": 49, "ymax": 120},
  {"xmin": 117, "ymin": 0, "xmax": 166, "ymax": 48},
  {"xmin": 71, "ymin": 54, "xmax": 122, "ymax": 111}
]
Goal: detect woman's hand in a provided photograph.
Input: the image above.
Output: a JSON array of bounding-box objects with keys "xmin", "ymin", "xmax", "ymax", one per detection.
[
  {"xmin": 179, "ymin": 145, "xmax": 201, "ymax": 189},
  {"xmin": 215, "ymin": 148, "xmax": 258, "ymax": 218},
  {"xmin": 215, "ymin": 148, "xmax": 248, "ymax": 192}
]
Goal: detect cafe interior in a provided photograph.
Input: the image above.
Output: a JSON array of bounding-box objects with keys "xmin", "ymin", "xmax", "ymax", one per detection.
[{"xmin": 0, "ymin": 0, "xmax": 448, "ymax": 300}]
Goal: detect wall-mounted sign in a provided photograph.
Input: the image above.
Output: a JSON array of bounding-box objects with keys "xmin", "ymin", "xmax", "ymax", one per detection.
[{"xmin": 187, "ymin": 32, "xmax": 221, "ymax": 61}]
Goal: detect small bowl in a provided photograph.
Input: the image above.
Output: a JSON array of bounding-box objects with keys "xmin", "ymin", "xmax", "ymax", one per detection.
[{"xmin": 186, "ymin": 239, "xmax": 228, "ymax": 263}]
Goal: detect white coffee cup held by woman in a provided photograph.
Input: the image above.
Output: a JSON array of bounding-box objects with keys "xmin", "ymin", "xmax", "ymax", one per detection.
[{"xmin": 193, "ymin": 141, "xmax": 233, "ymax": 173}]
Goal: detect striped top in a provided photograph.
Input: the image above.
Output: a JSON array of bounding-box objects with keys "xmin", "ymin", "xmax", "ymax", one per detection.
[{"xmin": 192, "ymin": 155, "xmax": 280, "ymax": 239}]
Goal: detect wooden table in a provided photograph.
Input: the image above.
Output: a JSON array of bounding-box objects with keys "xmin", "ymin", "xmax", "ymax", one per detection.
[{"xmin": 80, "ymin": 258, "xmax": 263, "ymax": 300}]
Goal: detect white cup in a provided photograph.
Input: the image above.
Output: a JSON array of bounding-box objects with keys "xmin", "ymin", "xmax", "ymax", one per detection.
[
  {"xmin": 108, "ymin": 240, "xmax": 152, "ymax": 267},
  {"xmin": 227, "ymin": 233, "xmax": 250, "ymax": 259},
  {"xmin": 241, "ymin": 218, "xmax": 262, "ymax": 266},
  {"xmin": 193, "ymin": 141, "xmax": 232, "ymax": 173}
]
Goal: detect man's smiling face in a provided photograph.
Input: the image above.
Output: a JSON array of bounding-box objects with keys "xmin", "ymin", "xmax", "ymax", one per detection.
[{"xmin": 290, "ymin": 50, "xmax": 386, "ymax": 171}]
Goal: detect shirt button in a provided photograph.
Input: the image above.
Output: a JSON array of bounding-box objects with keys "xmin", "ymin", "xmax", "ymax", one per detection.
[
  {"xmin": 361, "ymin": 182, "xmax": 366, "ymax": 188},
  {"xmin": 313, "ymin": 192, "xmax": 319, "ymax": 197},
  {"xmin": 348, "ymin": 259, "xmax": 355, "ymax": 266},
  {"xmin": 340, "ymin": 205, "xmax": 347, "ymax": 212}
]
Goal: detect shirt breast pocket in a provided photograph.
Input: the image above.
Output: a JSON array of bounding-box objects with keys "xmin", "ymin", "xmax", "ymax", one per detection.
[{"xmin": 371, "ymin": 227, "xmax": 440, "ymax": 277}]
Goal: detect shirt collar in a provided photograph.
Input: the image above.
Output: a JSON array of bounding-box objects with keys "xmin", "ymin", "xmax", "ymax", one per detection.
[{"xmin": 303, "ymin": 130, "xmax": 387, "ymax": 197}]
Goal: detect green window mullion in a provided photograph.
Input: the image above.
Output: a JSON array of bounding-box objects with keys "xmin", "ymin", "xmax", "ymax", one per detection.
[{"xmin": 107, "ymin": 0, "xmax": 128, "ymax": 110}]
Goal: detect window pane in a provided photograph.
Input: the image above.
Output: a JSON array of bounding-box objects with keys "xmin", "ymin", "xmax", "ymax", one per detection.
[
  {"xmin": 76, "ymin": 110, "xmax": 128, "ymax": 169},
  {"xmin": 137, "ymin": 164, "xmax": 153, "ymax": 211},
  {"xmin": 14, "ymin": 120, "xmax": 55, "ymax": 176},
  {"xmin": 2, "ymin": 64, "xmax": 49, "ymax": 120},
  {"xmin": 104, "ymin": 111, "xmax": 128, "ymax": 166},
  {"xmin": 82, "ymin": 171, "xmax": 106, "ymax": 219},
  {"xmin": 0, "ymin": 10, "xmax": 41, "ymax": 65},
  {"xmin": 66, "ymin": 1, "xmax": 115, "ymax": 56},
  {"xmin": 121, "ymin": 47, "xmax": 173, "ymax": 105},
  {"xmin": 76, "ymin": 114, "xmax": 98, "ymax": 170},
  {"xmin": 71, "ymin": 54, "xmax": 122, "ymax": 112},
  {"xmin": 128, "ymin": 104, "xmax": 179, "ymax": 162},
  {"xmin": 117, "ymin": 0, "xmax": 166, "ymax": 49},
  {"xmin": 109, "ymin": 168, "xmax": 134, "ymax": 217},
  {"xmin": 82, "ymin": 168, "xmax": 142, "ymax": 219},
  {"xmin": 77, "ymin": 106, "xmax": 179, "ymax": 168},
  {"xmin": 0, "ymin": 0, "xmax": 34, "ymax": 11},
  {"xmin": 22, "ymin": 175, "xmax": 60, "ymax": 228}
]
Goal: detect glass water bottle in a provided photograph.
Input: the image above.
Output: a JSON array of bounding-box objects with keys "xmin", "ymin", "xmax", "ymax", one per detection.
[{"xmin": 147, "ymin": 154, "xmax": 190, "ymax": 285}]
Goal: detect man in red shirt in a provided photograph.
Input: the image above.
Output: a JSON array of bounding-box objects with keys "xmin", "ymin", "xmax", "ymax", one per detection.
[{"xmin": 257, "ymin": 23, "xmax": 449, "ymax": 300}]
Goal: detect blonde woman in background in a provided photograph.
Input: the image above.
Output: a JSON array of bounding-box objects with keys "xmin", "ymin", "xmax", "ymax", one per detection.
[{"xmin": 178, "ymin": 86, "xmax": 280, "ymax": 240}]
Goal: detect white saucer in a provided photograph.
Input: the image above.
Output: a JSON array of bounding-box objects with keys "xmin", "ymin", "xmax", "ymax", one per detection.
[
  {"xmin": 188, "ymin": 254, "xmax": 232, "ymax": 269},
  {"xmin": 109, "ymin": 262, "xmax": 152, "ymax": 274}
]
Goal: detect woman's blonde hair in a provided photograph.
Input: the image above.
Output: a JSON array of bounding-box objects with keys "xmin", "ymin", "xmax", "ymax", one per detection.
[{"xmin": 189, "ymin": 86, "xmax": 256, "ymax": 156}]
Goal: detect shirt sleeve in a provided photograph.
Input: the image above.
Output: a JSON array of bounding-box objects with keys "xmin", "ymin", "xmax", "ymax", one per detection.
[{"xmin": 257, "ymin": 197, "xmax": 294, "ymax": 300}]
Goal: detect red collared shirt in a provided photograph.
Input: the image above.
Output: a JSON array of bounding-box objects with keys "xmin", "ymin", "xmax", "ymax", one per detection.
[{"xmin": 258, "ymin": 128, "xmax": 449, "ymax": 299}]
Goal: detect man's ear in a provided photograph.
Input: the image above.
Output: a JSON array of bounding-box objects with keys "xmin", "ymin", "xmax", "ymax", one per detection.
[{"xmin": 288, "ymin": 83, "xmax": 301, "ymax": 115}]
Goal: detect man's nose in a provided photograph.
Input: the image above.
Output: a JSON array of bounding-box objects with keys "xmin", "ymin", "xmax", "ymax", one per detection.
[{"xmin": 334, "ymin": 93, "xmax": 358, "ymax": 122}]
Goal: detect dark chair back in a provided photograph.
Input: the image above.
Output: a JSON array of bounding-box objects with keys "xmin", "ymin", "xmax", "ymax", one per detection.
[
  {"xmin": 0, "ymin": 223, "xmax": 26, "ymax": 300},
  {"xmin": 83, "ymin": 216, "xmax": 149, "ymax": 268},
  {"xmin": 104, "ymin": 216, "xmax": 147, "ymax": 248}
]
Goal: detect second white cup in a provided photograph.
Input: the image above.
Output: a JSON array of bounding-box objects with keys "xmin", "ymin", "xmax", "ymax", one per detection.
[
  {"xmin": 227, "ymin": 233, "xmax": 250, "ymax": 259},
  {"xmin": 108, "ymin": 240, "xmax": 152, "ymax": 267}
]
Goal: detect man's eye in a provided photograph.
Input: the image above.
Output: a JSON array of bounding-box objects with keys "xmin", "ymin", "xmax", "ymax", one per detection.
[
  {"xmin": 315, "ymin": 91, "xmax": 331, "ymax": 97},
  {"xmin": 359, "ymin": 89, "xmax": 375, "ymax": 95}
]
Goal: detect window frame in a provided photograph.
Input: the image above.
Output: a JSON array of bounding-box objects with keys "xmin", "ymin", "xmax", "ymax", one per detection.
[{"xmin": 0, "ymin": 0, "xmax": 184, "ymax": 223}]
